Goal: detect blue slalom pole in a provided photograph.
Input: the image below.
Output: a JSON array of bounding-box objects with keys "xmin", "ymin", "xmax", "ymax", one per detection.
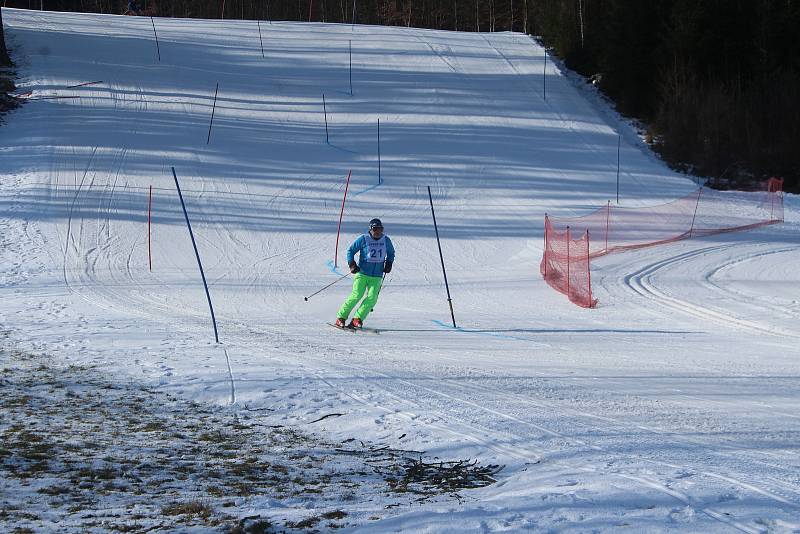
[
  {"xmin": 349, "ymin": 40, "xmax": 353, "ymax": 96},
  {"xmin": 172, "ymin": 167, "xmax": 220, "ymax": 344},
  {"xmin": 377, "ymin": 118, "xmax": 381, "ymax": 184},
  {"xmin": 207, "ymin": 82, "xmax": 219, "ymax": 145},
  {"xmin": 427, "ymin": 186, "xmax": 456, "ymax": 328},
  {"xmin": 151, "ymin": 17, "xmax": 161, "ymax": 62}
]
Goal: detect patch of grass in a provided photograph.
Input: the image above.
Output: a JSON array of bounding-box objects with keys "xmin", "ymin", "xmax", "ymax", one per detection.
[
  {"xmin": 1, "ymin": 347, "xmax": 495, "ymax": 532},
  {"xmin": 37, "ymin": 485, "xmax": 72, "ymax": 496},
  {"xmin": 271, "ymin": 464, "xmax": 288, "ymax": 475},
  {"xmin": 199, "ymin": 431, "xmax": 229, "ymax": 443},
  {"xmin": 77, "ymin": 466, "xmax": 117, "ymax": 480},
  {"xmin": 287, "ymin": 515, "xmax": 320, "ymax": 529},
  {"xmin": 14, "ymin": 430, "xmax": 43, "ymax": 443},
  {"xmin": 20, "ymin": 460, "xmax": 50, "ymax": 475},
  {"xmin": 139, "ymin": 420, "xmax": 166, "ymax": 432},
  {"xmin": 228, "ymin": 481, "xmax": 255, "ymax": 497},
  {"xmin": 109, "ymin": 522, "xmax": 145, "ymax": 533},
  {"xmin": 2, "ymin": 394, "xmax": 32, "ymax": 408},
  {"xmin": 227, "ymin": 518, "xmax": 273, "ymax": 534},
  {"xmin": 162, "ymin": 500, "xmax": 214, "ymax": 519}
]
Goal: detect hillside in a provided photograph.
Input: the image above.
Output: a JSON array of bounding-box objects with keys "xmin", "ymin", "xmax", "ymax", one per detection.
[{"xmin": 1, "ymin": 9, "xmax": 799, "ymax": 532}]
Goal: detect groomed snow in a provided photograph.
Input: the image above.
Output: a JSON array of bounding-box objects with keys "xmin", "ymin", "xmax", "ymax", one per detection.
[{"xmin": 1, "ymin": 9, "xmax": 799, "ymax": 532}]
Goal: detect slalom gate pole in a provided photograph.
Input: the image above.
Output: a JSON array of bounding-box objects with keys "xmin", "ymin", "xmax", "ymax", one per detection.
[
  {"xmin": 207, "ymin": 82, "xmax": 219, "ymax": 145},
  {"xmin": 585, "ymin": 230, "xmax": 593, "ymax": 306},
  {"xmin": 65, "ymin": 81, "xmax": 103, "ymax": 89},
  {"xmin": 304, "ymin": 273, "xmax": 350, "ymax": 301},
  {"xmin": 427, "ymin": 186, "xmax": 456, "ymax": 328},
  {"xmin": 323, "ymin": 94, "xmax": 330, "ymax": 144},
  {"xmin": 616, "ymin": 135, "xmax": 621, "ymax": 204},
  {"xmin": 689, "ymin": 188, "xmax": 702, "ymax": 238},
  {"xmin": 257, "ymin": 20, "xmax": 265, "ymax": 58},
  {"xmin": 150, "ymin": 17, "xmax": 161, "ymax": 62},
  {"xmin": 377, "ymin": 119, "xmax": 381, "ymax": 184},
  {"xmin": 148, "ymin": 185, "xmax": 153, "ymax": 272},
  {"xmin": 172, "ymin": 167, "xmax": 220, "ymax": 344},
  {"xmin": 566, "ymin": 226, "xmax": 571, "ymax": 297},
  {"xmin": 543, "ymin": 51, "xmax": 547, "ymax": 100},
  {"xmin": 349, "ymin": 40, "xmax": 353, "ymax": 95},
  {"xmin": 542, "ymin": 214, "xmax": 548, "ymax": 278},
  {"xmin": 605, "ymin": 200, "xmax": 610, "ymax": 251},
  {"xmin": 334, "ymin": 169, "xmax": 352, "ymax": 268},
  {"xmin": 770, "ymin": 188, "xmax": 775, "ymax": 221}
]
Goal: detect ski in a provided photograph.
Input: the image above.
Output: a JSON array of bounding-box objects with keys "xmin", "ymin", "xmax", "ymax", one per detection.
[{"xmin": 327, "ymin": 323, "xmax": 381, "ymax": 334}]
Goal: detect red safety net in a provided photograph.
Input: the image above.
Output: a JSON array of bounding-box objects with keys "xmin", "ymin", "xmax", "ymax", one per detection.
[
  {"xmin": 541, "ymin": 177, "xmax": 784, "ymax": 307},
  {"xmin": 541, "ymin": 218, "xmax": 596, "ymax": 308}
]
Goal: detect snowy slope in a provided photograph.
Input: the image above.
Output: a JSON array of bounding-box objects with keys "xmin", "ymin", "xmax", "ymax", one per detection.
[{"xmin": 1, "ymin": 9, "xmax": 800, "ymax": 531}]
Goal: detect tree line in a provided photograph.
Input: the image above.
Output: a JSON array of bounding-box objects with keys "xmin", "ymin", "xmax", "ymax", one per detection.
[
  {"xmin": 1, "ymin": 8, "xmax": 12, "ymax": 67},
  {"xmin": 2, "ymin": 1, "xmax": 798, "ymax": 191}
]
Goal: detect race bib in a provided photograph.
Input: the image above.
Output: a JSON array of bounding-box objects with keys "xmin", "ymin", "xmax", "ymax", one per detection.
[{"xmin": 365, "ymin": 235, "xmax": 387, "ymax": 263}]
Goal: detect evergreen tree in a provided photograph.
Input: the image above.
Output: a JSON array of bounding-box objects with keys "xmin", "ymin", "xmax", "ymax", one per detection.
[{"xmin": 1, "ymin": 7, "xmax": 12, "ymax": 67}]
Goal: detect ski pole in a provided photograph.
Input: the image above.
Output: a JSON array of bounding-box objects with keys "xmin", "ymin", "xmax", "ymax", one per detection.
[
  {"xmin": 371, "ymin": 273, "xmax": 387, "ymax": 312},
  {"xmin": 304, "ymin": 272, "xmax": 350, "ymax": 301}
]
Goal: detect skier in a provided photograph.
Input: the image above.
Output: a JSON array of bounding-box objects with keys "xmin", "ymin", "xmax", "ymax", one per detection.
[{"xmin": 335, "ymin": 218, "xmax": 394, "ymax": 329}]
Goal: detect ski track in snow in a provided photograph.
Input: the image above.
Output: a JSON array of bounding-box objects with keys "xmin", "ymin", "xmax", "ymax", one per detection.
[
  {"xmin": 313, "ymin": 350, "xmax": 800, "ymax": 509},
  {"xmin": 620, "ymin": 242, "xmax": 800, "ymax": 339},
  {"xmin": 228, "ymin": 329, "xmax": 800, "ymax": 532}
]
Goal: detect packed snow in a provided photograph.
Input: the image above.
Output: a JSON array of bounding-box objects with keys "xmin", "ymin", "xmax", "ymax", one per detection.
[{"xmin": 1, "ymin": 9, "xmax": 799, "ymax": 532}]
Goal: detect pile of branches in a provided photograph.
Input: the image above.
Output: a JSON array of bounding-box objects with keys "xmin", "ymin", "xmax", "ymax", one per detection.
[
  {"xmin": 336, "ymin": 442, "xmax": 504, "ymax": 498},
  {"xmin": 393, "ymin": 457, "xmax": 504, "ymax": 494}
]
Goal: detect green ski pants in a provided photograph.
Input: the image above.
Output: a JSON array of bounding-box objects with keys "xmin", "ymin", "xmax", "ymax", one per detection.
[{"xmin": 337, "ymin": 273, "xmax": 383, "ymax": 321}]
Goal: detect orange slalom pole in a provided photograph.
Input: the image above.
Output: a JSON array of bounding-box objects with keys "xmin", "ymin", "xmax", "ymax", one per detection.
[{"xmin": 334, "ymin": 170, "xmax": 352, "ymax": 268}]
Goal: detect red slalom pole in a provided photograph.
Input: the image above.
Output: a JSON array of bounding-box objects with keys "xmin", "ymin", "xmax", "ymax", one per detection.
[
  {"xmin": 566, "ymin": 226, "xmax": 571, "ymax": 298},
  {"xmin": 585, "ymin": 230, "xmax": 593, "ymax": 306},
  {"xmin": 543, "ymin": 214, "xmax": 549, "ymax": 278},
  {"xmin": 148, "ymin": 185, "xmax": 153, "ymax": 272},
  {"xmin": 334, "ymin": 170, "xmax": 352, "ymax": 268}
]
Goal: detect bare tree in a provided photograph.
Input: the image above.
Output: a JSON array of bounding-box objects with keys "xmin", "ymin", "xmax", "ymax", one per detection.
[{"xmin": 1, "ymin": 7, "xmax": 12, "ymax": 67}]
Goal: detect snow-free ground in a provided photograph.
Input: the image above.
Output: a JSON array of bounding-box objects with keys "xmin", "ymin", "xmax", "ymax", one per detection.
[{"xmin": 1, "ymin": 9, "xmax": 800, "ymax": 532}]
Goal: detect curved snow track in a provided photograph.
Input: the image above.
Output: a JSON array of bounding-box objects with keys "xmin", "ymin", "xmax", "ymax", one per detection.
[{"xmin": 616, "ymin": 241, "xmax": 800, "ymax": 339}]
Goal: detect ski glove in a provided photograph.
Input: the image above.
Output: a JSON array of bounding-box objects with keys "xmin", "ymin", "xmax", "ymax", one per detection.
[
  {"xmin": 383, "ymin": 261, "xmax": 392, "ymax": 273},
  {"xmin": 349, "ymin": 261, "xmax": 360, "ymax": 274}
]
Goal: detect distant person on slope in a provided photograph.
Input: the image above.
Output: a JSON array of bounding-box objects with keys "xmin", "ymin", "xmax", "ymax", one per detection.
[
  {"xmin": 335, "ymin": 218, "xmax": 395, "ymax": 329},
  {"xmin": 126, "ymin": 0, "xmax": 141, "ymax": 15}
]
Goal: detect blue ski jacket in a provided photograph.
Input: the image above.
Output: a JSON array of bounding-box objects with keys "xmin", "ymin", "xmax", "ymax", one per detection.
[{"xmin": 347, "ymin": 234, "xmax": 395, "ymax": 278}]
